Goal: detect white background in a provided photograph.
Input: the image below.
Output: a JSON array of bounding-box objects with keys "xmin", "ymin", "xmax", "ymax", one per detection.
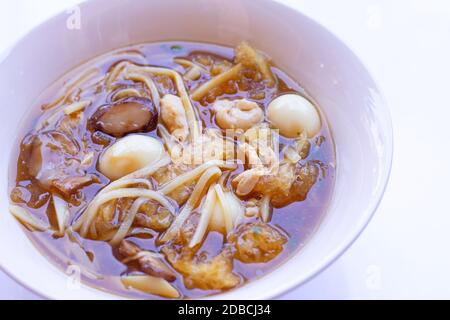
[{"xmin": 1, "ymin": 0, "xmax": 449, "ymax": 299}]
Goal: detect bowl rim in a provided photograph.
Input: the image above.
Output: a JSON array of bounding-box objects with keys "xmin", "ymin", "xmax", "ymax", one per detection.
[
  {"xmin": 267, "ymin": 0, "xmax": 394, "ymax": 300},
  {"xmin": 0, "ymin": 0, "xmax": 393, "ymax": 300}
]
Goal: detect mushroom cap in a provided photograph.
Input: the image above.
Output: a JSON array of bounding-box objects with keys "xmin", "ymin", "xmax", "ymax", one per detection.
[{"xmin": 90, "ymin": 97, "xmax": 158, "ymax": 138}]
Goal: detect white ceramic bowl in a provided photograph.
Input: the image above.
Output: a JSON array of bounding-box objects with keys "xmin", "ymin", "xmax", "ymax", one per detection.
[{"xmin": 0, "ymin": 0, "xmax": 392, "ymax": 299}]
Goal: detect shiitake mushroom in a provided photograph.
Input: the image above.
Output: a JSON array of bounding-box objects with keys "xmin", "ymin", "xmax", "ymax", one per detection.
[
  {"xmin": 89, "ymin": 97, "xmax": 158, "ymax": 137},
  {"xmin": 22, "ymin": 131, "xmax": 97, "ymax": 196}
]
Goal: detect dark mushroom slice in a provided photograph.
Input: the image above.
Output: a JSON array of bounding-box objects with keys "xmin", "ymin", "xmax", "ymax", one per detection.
[
  {"xmin": 118, "ymin": 240, "xmax": 176, "ymax": 282},
  {"xmin": 27, "ymin": 131, "xmax": 79, "ymax": 178},
  {"xmin": 52, "ymin": 174, "xmax": 99, "ymax": 197},
  {"xmin": 22, "ymin": 131, "xmax": 97, "ymax": 196},
  {"xmin": 90, "ymin": 97, "xmax": 158, "ymax": 137}
]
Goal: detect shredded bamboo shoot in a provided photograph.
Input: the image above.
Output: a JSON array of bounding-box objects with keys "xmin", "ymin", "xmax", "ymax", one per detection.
[
  {"xmin": 109, "ymin": 197, "xmax": 147, "ymax": 246},
  {"xmin": 76, "ymin": 189, "xmax": 175, "ymax": 237},
  {"xmin": 121, "ymin": 275, "xmax": 179, "ymax": 298},
  {"xmin": 112, "ymin": 88, "xmax": 142, "ymax": 101},
  {"xmin": 159, "ymin": 160, "xmax": 234, "ymax": 196},
  {"xmin": 189, "ymin": 186, "xmax": 217, "ymax": 248},
  {"xmin": 191, "ymin": 64, "xmax": 243, "ymax": 101},
  {"xmin": 161, "ymin": 166, "xmax": 221, "ymax": 242},
  {"xmin": 53, "ymin": 194, "xmax": 70, "ymax": 234},
  {"xmin": 125, "ymin": 72, "xmax": 160, "ymax": 107},
  {"xmin": 63, "ymin": 100, "xmax": 91, "ymax": 115}
]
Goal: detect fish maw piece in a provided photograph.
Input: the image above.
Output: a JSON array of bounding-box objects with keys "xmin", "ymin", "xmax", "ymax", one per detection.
[
  {"xmin": 271, "ymin": 162, "xmax": 319, "ymax": 208},
  {"xmin": 228, "ymin": 222, "xmax": 287, "ymax": 263},
  {"xmin": 163, "ymin": 245, "xmax": 240, "ymax": 291}
]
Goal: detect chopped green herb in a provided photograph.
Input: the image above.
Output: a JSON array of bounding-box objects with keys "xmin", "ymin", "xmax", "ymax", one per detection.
[{"xmin": 170, "ymin": 45, "xmax": 183, "ymax": 52}]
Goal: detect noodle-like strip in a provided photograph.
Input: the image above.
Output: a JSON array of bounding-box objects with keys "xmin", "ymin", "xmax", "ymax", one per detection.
[
  {"xmin": 189, "ymin": 185, "xmax": 217, "ymax": 248},
  {"xmin": 129, "ymin": 65, "xmax": 200, "ymax": 142},
  {"xmin": 63, "ymin": 100, "xmax": 91, "ymax": 115},
  {"xmin": 101, "ymin": 178, "xmax": 153, "ymax": 195},
  {"xmin": 112, "ymin": 88, "xmax": 142, "ymax": 101},
  {"xmin": 109, "ymin": 197, "xmax": 147, "ymax": 246},
  {"xmin": 76, "ymin": 189, "xmax": 174, "ymax": 237},
  {"xmin": 174, "ymin": 58, "xmax": 207, "ymax": 80},
  {"xmin": 157, "ymin": 124, "xmax": 180, "ymax": 157},
  {"xmin": 174, "ymin": 58, "xmax": 205, "ymax": 70},
  {"xmin": 190, "ymin": 63, "xmax": 243, "ymax": 101},
  {"xmin": 53, "ymin": 194, "xmax": 70, "ymax": 234},
  {"xmin": 72, "ymin": 156, "xmax": 170, "ymax": 233},
  {"xmin": 73, "ymin": 178, "xmax": 153, "ymax": 230},
  {"xmin": 160, "ymin": 166, "xmax": 221, "ymax": 242},
  {"xmin": 43, "ymin": 68, "xmax": 100, "ymax": 110},
  {"xmin": 108, "ymin": 62, "xmax": 200, "ymax": 142},
  {"xmin": 125, "ymin": 72, "xmax": 160, "ymax": 107},
  {"xmin": 105, "ymin": 61, "xmax": 129, "ymax": 88},
  {"xmin": 159, "ymin": 160, "xmax": 235, "ymax": 196}
]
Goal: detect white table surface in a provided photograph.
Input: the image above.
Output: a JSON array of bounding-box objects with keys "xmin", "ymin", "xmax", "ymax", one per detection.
[{"xmin": 1, "ymin": 0, "xmax": 449, "ymax": 300}]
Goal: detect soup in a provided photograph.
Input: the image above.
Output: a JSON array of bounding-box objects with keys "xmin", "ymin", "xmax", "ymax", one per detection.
[{"xmin": 8, "ymin": 41, "xmax": 335, "ymax": 299}]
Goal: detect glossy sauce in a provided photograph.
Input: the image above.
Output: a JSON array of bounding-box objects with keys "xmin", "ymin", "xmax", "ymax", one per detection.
[{"xmin": 9, "ymin": 42, "xmax": 335, "ymax": 299}]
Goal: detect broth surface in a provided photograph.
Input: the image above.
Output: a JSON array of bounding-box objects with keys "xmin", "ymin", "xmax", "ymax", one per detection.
[{"xmin": 9, "ymin": 41, "xmax": 335, "ymax": 299}]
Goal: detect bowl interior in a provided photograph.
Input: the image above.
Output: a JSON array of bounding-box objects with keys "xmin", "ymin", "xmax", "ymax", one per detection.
[{"xmin": 0, "ymin": 0, "xmax": 392, "ymax": 299}]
